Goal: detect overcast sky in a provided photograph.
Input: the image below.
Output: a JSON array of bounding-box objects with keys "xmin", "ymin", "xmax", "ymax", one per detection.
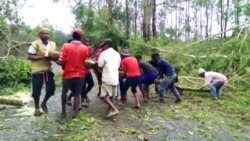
[{"xmin": 19, "ymin": 0, "xmax": 75, "ymax": 33}]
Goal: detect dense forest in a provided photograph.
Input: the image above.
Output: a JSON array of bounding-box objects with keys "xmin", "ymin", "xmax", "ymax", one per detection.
[{"xmin": 0, "ymin": 0, "xmax": 249, "ymax": 89}]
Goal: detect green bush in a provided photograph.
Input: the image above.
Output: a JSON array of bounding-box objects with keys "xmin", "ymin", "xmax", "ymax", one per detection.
[{"xmin": 0, "ymin": 58, "xmax": 31, "ymax": 90}]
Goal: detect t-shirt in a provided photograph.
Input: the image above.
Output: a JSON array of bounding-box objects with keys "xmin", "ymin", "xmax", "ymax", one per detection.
[
  {"xmin": 98, "ymin": 48, "xmax": 121, "ymax": 85},
  {"xmin": 85, "ymin": 46, "xmax": 92, "ymax": 74},
  {"xmin": 59, "ymin": 40, "xmax": 88, "ymax": 79},
  {"xmin": 157, "ymin": 59, "xmax": 175, "ymax": 76},
  {"xmin": 204, "ymin": 71, "xmax": 228, "ymax": 86},
  {"xmin": 122, "ymin": 56, "xmax": 141, "ymax": 77},
  {"xmin": 139, "ymin": 62, "xmax": 158, "ymax": 74}
]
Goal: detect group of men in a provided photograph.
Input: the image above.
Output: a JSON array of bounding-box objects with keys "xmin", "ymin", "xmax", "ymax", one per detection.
[{"xmin": 27, "ymin": 27, "xmax": 228, "ymax": 118}]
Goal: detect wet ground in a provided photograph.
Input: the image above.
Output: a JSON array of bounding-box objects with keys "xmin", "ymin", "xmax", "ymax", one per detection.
[
  {"xmin": 0, "ymin": 65, "xmax": 250, "ymax": 141},
  {"xmin": 1, "ymin": 84, "xmax": 250, "ymax": 141}
]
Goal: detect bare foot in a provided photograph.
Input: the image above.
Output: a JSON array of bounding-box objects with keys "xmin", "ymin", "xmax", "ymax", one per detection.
[{"xmin": 106, "ymin": 110, "xmax": 119, "ymax": 118}]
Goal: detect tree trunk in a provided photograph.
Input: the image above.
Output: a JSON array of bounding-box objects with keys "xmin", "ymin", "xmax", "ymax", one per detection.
[
  {"xmin": 125, "ymin": 0, "xmax": 130, "ymax": 39},
  {"xmin": 234, "ymin": 0, "xmax": 240, "ymax": 26},
  {"xmin": 224, "ymin": 0, "xmax": 230, "ymax": 38},
  {"xmin": 152, "ymin": 0, "xmax": 157, "ymax": 37},
  {"xmin": 205, "ymin": 3, "xmax": 209, "ymax": 38},
  {"xmin": 142, "ymin": 0, "xmax": 152, "ymax": 42},
  {"xmin": 106, "ymin": 0, "xmax": 114, "ymax": 25},
  {"xmin": 220, "ymin": 0, "xmax": 224, "ymax": 38},
  {"xmin": 134, "ymin": 0, "xmax": 138, "ymax": 36}
]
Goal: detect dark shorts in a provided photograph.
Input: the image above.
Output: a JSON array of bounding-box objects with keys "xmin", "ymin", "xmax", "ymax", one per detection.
[
  {"xmin": 85, "ymin": 73, "xmax": 94, "ymax": 87},
  {"xmin": 31, "ymin": 71, "xmax": 55, "ymax": 98},
  {"xmin": 121, "ymin": 76, "xmax": 140, "ymax": 95},
  {"xmin": 62, "ymin": 77, "xmax": 84, "ymax": 97},
  {"xmin": 140, "ymin": 72, "xmax": 158, "ymax": 85}
]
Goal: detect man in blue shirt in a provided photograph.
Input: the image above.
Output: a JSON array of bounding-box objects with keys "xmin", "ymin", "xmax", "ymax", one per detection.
[{"xmin": 151, "ymin": 53, "xmax": 181, "ymax": 103}]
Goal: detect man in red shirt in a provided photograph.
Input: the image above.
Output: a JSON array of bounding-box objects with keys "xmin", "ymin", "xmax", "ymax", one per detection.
[
  {"xmin": 120, "ymin": 49, "xmax": 141, "ymax": 108},
  {"xmin": 81, "ymin": 38, "xmax": 94, "ymax": 106},
  {"xmin": 59, "ymin": 28, "xmax": 88, "ymax": 118},
  {"xmin": 67, "ymin": 37, "xmax": 94, "ymax": 107}
]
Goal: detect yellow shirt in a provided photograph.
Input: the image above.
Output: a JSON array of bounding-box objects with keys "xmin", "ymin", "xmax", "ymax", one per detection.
[{"xmin": 28, "ymin": 40, "xmax": 57, "ymax": 73}]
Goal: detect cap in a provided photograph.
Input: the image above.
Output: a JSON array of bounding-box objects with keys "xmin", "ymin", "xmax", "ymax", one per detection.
[
  {"xmin": 99, "ymin": 38, "xmax": 112, "ymax": 47},
  {"xmin": 198, "ymin": 68, "xmax": 206, "ymax": 74},
  {"xmin": 38, "ymin": 27, "xmax": 49, "ymax": 34},
  {"xmin": 120, "ymin": 49, "xmax": 131, "ymax": 56},
  {"xmin": 72, "ymin": 28, "xmax": 83, "ymax": 36}
]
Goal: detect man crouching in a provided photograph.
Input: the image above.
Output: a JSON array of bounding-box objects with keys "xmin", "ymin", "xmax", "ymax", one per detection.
[{"xmin": 98, "ymin": 39, "xmax": 120, "ymax": 117}]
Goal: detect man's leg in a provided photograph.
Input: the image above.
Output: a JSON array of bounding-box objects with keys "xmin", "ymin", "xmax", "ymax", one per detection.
[
  {"xmin": 81, "ymin": 80, "xmax": 87, "ymax": 104},
  {"xmin": 145, "ymin": 85, "xmax": 150, "ymax": 102},
  {"xmin": 72, "ymin": 78, "xmax": 84, "ymax": 118},
  {"xmin": 131, "ymin": 77, "xmax": 140, "ymax": 108},
  {"xmin": 94, "ymin": 67, "xmax": 102, "ymax": 96},
  {"xmin": 85, "ymin": 73, "xmax": 94, "ymax": 95},
  {"xmin": 209, "ymin": 84, "xmax": 218, "ymax": 99},
  {"xmin": 100, "ymin": 84, "xmax": 119, "ymax": 117},
  {"xmin": 120, "ymin": 78, "xmax": 131, "ymax": 104},
  {"xmin": 84, "ymin": 73, "xmax": 94, "ymax": 103},
  {"xmin": 214, "ymin": 82, "xmax": 224, "ymax": 98},
  {"xmin": 169, "ymin": 82, "xmax": 181, "ymax": 103},
  {"xmin": 61, "ymin": 79, "xmax": 69, "ymax": 116},
  {"xmin": 31, "ymin": 73, "xmax": 44, "ymax": 116},
  {"xmin": 42, "ymin": 72, "xmax": 56, "ymax": 113},
  {"xmin": 67, "ymin": 92, "xmax": 74, "ymax": 106},
  {"xmin": 159, "ymin": 76, "xmax": 172, "ymax": 102}
]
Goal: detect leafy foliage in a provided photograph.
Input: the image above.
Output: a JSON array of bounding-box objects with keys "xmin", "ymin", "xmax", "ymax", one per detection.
[{"xmin": 0, "ymin": 58, "xmax": 31, "ymax": 94}]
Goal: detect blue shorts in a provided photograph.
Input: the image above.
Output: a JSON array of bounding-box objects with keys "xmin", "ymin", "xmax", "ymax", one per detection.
[
  {"xmin": 140, "ymin": 72, "xmax": 158, "ymax": 85},
  {"xmin": 121, "ymin": 76, "xmax": 140, "ymax": 95}
]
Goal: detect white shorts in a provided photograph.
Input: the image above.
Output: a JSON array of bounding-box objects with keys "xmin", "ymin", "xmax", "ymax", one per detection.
[{"xmin": 100, "ymin": 83, "xmax": 118, "ymax": 97}]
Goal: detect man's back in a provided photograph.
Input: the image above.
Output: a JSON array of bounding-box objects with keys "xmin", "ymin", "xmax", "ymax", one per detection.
[
  {"xmin": 98, "ymin": 48, "xmax": 121, "ymax": 85},
  {"xmin": 139, "ymin": 62, "xmax": 158, "ymax": 74},
  {"xmin": 122, "ymin": 56, "xmax": 141, "ymax": 77},
  {"xmin": 59, "ymin": 41, "xmax": 88, "ymax": 79},
  {"xmin": 205, "ymin": 71, "xmax": 228, "ymax": 84},
  {"xmin": 158, "ymin": 59, "xmax": 175, "ymax": 76}
]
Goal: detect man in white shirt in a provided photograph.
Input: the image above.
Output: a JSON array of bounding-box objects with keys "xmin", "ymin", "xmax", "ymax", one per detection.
[{"xmin": 98, "ymin": 39, "xmax": 121, "ymax": 117}]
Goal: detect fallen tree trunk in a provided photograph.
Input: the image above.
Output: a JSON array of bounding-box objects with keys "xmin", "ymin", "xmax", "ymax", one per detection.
[
  {"xmin": 0, "ymin": 96, "xmax": 23, "ymax": 106},
  {"xmin": 154, "ymin": 79, "xmax": 210, "ymax": 93},
  {"xmin": 176, "ymin": 85, "xmax": 210, "ymax": 93}
]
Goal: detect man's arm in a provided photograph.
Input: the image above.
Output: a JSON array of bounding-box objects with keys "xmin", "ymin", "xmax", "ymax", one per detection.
[
  {"xmin": 27, "ymin": 53, "xmax": 47, "ymax": 60},
  {"xmin": 27, "ymin": 44, "xmax": 47, "ymax": 60}
]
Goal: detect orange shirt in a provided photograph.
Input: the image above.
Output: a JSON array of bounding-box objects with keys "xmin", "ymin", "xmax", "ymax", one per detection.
[
  {"xmin": 85, "ymin": 46, "xmax": 92, "ymax": 74},
  {"xmin": 122, "ymin": 56, "xmax": 141, "ymax": 77},
  {"xmin": 59, "ymin": 41, "xmax": 88, "ymax": 79}
]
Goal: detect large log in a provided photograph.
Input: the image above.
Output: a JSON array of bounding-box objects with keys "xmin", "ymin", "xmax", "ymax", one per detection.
[
  {"xmin": 175, "ymin": 85, "xmax": 210, "ymax": 93},
  {"xmin": 0, "ymin": 96, "xmax": 23, "ymax": 106},
  {"xmin": 154, "ymin": 79, "xmax": 210, "ymax": 93}
]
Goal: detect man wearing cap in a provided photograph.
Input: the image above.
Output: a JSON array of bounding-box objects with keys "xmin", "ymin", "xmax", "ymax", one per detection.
[
  {"xmin": 27, "ymin": 28, "xmax": 59, "ymax": 116},
  {"xmin": 151, "ymin": 53, "xmax": 181, "ymax": 103},
  {"xmin": 67, "ymin": 37, "xmax": 94, "ymax": 107},
  {"xmin": 98, "ymin": 39, "xmax": 120, "ymax": 117},
  {"xmin": 199, "ymin": 68, "xmax": 228, "ymax": 99},
  {"xmin": 59, "ymin": 28, "xmax": 89, "ymax": 118},
  {"xmin": 120, "ymin": 49, "xmax": 141, "ymax": 108}
]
